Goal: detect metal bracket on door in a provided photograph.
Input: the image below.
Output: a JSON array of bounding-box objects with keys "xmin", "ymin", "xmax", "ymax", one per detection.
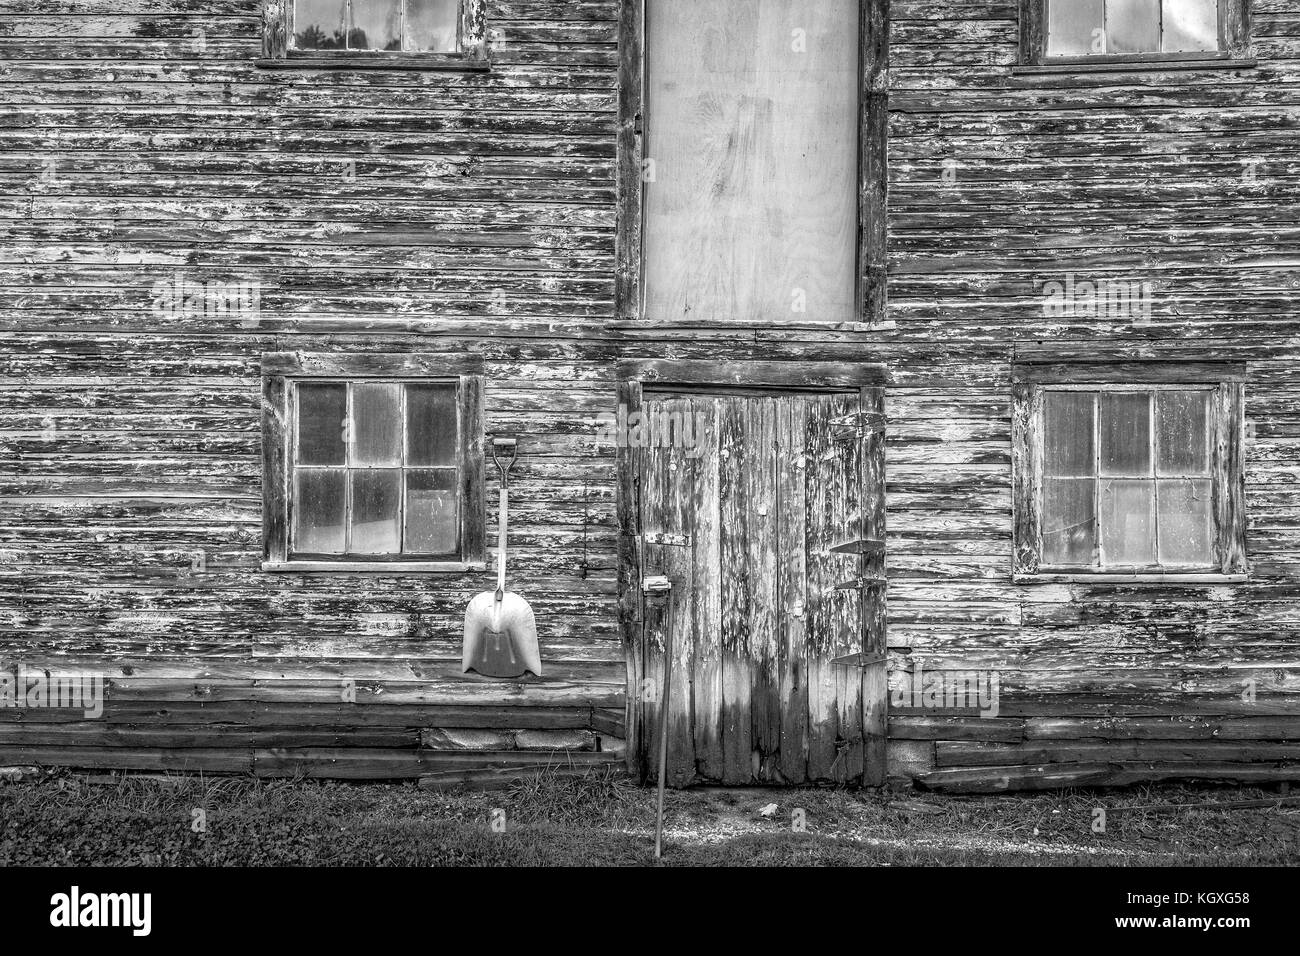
[
  {"xmin": 830, "ymin": 538, "xmax": 885, "ymax": 556},
  {"xmin": 833, "ymin": 575, "xmax": 887, "ymax": 590},
  {"xmin": 644, "ymin": 531, "xmax": 691, "ymax": 548},
  {"xmin": 830, "ymin": 651, "xmax": 888, "ymax": 669},
  {"xmin": 830, "ymin": 411, "xmax": 887, "ymax": 442}
]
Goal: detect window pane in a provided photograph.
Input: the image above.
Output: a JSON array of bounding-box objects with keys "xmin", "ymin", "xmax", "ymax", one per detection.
[
  {"xmin": 296, "ymin": 383, "xmax": 347, "ymax": 465},
  {"xmin": 294, "ymin": 469, "xmax": 346, "ymax": 553},
  {"xmin": 407, "ymin": 384, "xmax": 457, "ymax": 466},
  {"xmin": 351, "ymin": 469, "xmax": 401, "ymax": 553},
  {"xmin": 294, "ymin": 0, "xmax": 348, "ymax": 49},
  {"xmin": 1163, "ymin": 0, "xmax": 1219, "ymax": 52},
  {"xmin": 1107, "ymin": 0, "xmax": 1161, "ymax": 54},
  {"xmin": 406, "ymin": 469, "xmax": 459, "ymax": 554},
  {"xmin": 1044, "ymin": 391, "xmax": 1095, "ymax": 477},
  {"xmin": 1158, "ymin": 478, "xmax": 1214, "ymax": 565},
  {"xmin": 1100, "ymin": 478, "xmax": 1156, "ymax": 565},
  {"xmin": 349, "ymin": 0, "xmax": 402, "ymax": 50},
  {"xmin": 407, "ymin": 0, "xmax": 459, "ymax": 53},
  {"xmin": 1156, "ymin": 390, "xmax": 1210, "ymax": 476},
  {"xmin": 1047, "ymin": 0, "xmax": 1105, "ymax": 56},
  {"xmin": 1043, "ymin": 477, "xmax": 1096, "ymax": 565},
  {"xmin": 1099, "ymin": 392, "xmax": 1151, "ymax": 476},
  {"xmin": 352, "ymin": 383, "xmax": 403, "ymax": 466}
]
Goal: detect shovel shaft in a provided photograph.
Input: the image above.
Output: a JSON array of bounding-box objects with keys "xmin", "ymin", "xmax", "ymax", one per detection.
[
  {"xmin": 654, "ymin": 591, "xmax": 675, "ymax": 859},
  {"xmin": 497, "ymin": 478, "xmax": 508, "ymax": 596}
]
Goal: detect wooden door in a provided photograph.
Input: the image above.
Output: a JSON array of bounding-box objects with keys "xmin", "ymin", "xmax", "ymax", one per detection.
[{"xmin": 635, "ymin": 389, "xmax": 886, "ymax": 786}]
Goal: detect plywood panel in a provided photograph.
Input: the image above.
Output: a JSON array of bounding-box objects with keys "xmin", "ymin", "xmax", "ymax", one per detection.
[{"xmin": 642, "ymin": 0, "xmax": 860, "ymax": 324}]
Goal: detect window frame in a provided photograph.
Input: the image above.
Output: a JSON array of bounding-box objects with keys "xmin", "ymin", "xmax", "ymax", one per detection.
[
  {"xmin": 262, "ymin": 352, "xmax": 486, "ymax": 572},
  {"xmin": 1018, "ymin": 0, "xmax": 1253, "ymax": 68},
  {"xmin": 259, "ymin": 0, "xmax": 489, "ymax": 71},
  {"xmin": 1012, "ymin": 362, "xmax": 1247, "ymax": 583}
]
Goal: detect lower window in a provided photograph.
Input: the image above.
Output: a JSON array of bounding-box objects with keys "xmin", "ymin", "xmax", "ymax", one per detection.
[
  {"xmin": 1013, "ymin": 365, "xmax": 1246, "ymax": 578},
  {"xmin": 262, "ymin": 353, "xmax": 485, "ymax": 571}
]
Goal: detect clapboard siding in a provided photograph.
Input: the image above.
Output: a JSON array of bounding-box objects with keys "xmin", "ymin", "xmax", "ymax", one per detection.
[
  {"xmin": 3, "ymin": 0, "xmax": 1300, "ymax": 788},
  {"xmin": 0, "ymin": 0, "xmax": 626, "ymax": 776},
  {"xmin": 877, "ymin": 0, "xmax": 1300, "ymax": 790},
  {"xmin": 613, "ymin": 1, "xmax": 1298, "ymax": 788}
]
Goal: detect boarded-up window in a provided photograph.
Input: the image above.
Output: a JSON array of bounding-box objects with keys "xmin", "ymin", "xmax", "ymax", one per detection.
[
  {"xmin": 1013, "ymin": 372, "xmax": 1247, "ymax": 578},
  {"xmin": 641, "ymin": 0, "xmax": 860, "ymax": 324}
]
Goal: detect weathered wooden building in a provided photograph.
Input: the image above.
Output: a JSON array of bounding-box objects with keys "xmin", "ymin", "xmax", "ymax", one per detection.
[{"xmin": 2, "ymin": 0, "xmax": 1298, "ymax": 792}]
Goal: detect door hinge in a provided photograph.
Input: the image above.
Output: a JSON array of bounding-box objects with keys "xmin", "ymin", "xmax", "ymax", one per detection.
[
  {"xmin": 830, "ymin": 538, "xmax": 885, "ymax": 556},
  {"xmin": 830, "ymin": 652, "xmax": 888, "ymax": 669},
  {"xmin": 833, "ymin": 575, "xmax": 887, "ymax": 590},
  {"xmin": 830, "ymin": 411, "xmax": 887, "ymax": 441}
]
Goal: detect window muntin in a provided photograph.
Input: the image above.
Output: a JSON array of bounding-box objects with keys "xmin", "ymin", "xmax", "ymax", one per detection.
[
  {"xmin": 1045, "ymin": 0, "xmax": 1221, "ymax": 58},
  {"xmin": 290, "ymin": 379, "xmax": 461, "ymax": 559},
  {"xmin": 1040, "ymin": 386, "xmax": 1216, "ymax": 571}
]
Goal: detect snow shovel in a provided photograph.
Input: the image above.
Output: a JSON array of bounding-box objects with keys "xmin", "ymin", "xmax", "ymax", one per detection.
[{"xmin": 462, "ymin": 438, "xmax": 542, "ymax": 678}]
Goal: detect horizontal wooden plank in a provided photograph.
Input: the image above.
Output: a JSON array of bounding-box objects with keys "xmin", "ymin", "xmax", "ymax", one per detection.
[
  {"xmin": 254, "ymin": 747, "xmax": 622, "ymax": 778},
  {"xmin": 917, "ymin": 762, "xmax": 1300, "ymax": 794},
  {"xmin": 620, "ymin": 360, "xmax": 892, "ymax": 389}
]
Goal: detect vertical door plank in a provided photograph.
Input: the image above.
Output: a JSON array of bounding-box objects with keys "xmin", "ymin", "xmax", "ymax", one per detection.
[
  {"xmin": 831, "ymin": 391, "xmax": 867, "ymax": 784},
  {"xmin": 860, "ymin": 386, "xmax": 888, "ymax": 785},
  {"xmin": 803, "ymin": 395, "xmax": 835, "ymax": 782},
  {"xmin": 718, "ymin": 397, "xmax": 754, "ymax": 784},
  {"xmin": 805, "ymin": 394, "xmax": 865, "ymax": 783},
  {"xmin": 690, "ymin": 397, "xmax": 725, "ymax": 781},
  {"xmin": 747, "ymin": 399, "xmax": 781, "ymax": 781},
  {"xmin": 660, "ymin": 398, "xmax": 698, "ymax": 785},
  {"xmin": 617, "ymin": 380, "xmax": 644, "ymax": 776},
  {"xmin": 638, "ymin": 420, "xmax": 669, "ymax": 785},
  {"xmin": 776, "ymin": 396, "xmax": 810, "ymax": 784}
]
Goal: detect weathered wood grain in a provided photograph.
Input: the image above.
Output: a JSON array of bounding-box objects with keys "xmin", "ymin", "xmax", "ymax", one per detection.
[
  {"xmin": 776, "ymin": 397, "xmax": 811, "ymax": 782},
  {"xmin": 5, "ymin": 0, "xmax": 1300, "ymax": 790}
]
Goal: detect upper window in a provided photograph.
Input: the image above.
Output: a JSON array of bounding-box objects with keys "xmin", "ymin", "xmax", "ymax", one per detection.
[
  {"xmin": 1021, "ymin": 0, "xmax": 1251, "ymax": 65},
  {"xmin": 1050, "ymin": 0, "xmax": 1219, "ymax": 57},
  {"xmin": 261, "ymin": 0, "xmax": 488, "ymax": 69},
  {"xmin": 262, "ymin": 353, "xmax": 485, "ymax": 571},
  {"xmin": 1013, "ymin": 364, "xmax": 1247, "ymax": 579}
]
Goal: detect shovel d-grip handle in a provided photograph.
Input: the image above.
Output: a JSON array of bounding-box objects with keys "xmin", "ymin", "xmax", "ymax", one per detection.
[{"xmin": 491, "ymin": 438, "xmax": 518, "ymax": 598}]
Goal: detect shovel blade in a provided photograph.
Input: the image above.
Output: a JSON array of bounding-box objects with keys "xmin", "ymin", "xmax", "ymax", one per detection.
[{"xmin": 462, "ymin": 590, "xmax": 542, "ymax": 678}]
